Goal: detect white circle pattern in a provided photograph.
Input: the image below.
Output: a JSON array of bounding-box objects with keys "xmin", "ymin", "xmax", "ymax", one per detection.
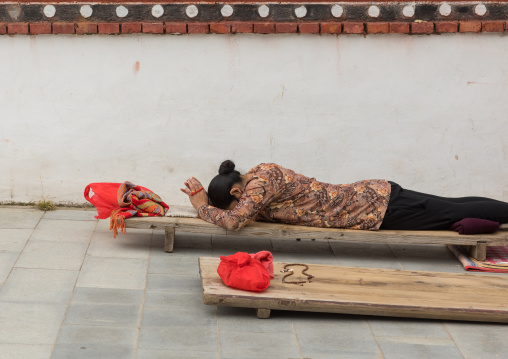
[
  {"xmin": 402, "ymin": 4, "xmax": 415, "ymax": 18},
  {"xmin": 258, "ymin": 5, "xmax": 270, "ymax": 18},
  {"xmin": 152, "ymin": 5, "xmax": 164, "ymax": 18},
  {"xmin": 43, "ymin": 5, "xmax": 56, "ymax": 18},
  {"xmin": 186, "ymin": 5, "xmax": 198, "ymax": 18},
  {"xmin": 439, "ymin": 3, "xmax": 452, "ymax": 16},
  {"xmin": 331, "ymin": 4, "xmax": 344, "ymax": 18},
  {"xmin": 475, "ymin": 4, "xmax": 487, "ymax": 16},
  {"xmin": 221, "ymin": 5, "xmax": 233, "ymax": 17},
  {"xmin": 295, "ymin": 5, "xmax": 307, "ymax": 18},
  {"xmin": 9, "ymin": 3, "xmax": 499, "ymax": 24},
  {"xmin": 80, "ymin": 5, "xmax": 93, "ymax": 18},
  {"xmin": 116, "ymin": 5, "xmax": 128, "ymax": 18},
  {"xmin": 368, "ymin": 5, "xmax": 380, "ymax": 18}
]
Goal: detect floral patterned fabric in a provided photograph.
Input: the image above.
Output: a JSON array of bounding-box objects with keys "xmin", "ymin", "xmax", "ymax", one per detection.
[{"xmin": 198, "ymin": 163, "xmax": 391, "ymax": 231}]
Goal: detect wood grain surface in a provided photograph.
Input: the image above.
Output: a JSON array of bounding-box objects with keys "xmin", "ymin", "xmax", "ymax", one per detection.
[
  {"xmin": 126, "ymin": 217, "xmax": 508, "ymax": 246},
  {"xmin": 199, "ymin": 257, "xmax": 508, "ymax": 323}
]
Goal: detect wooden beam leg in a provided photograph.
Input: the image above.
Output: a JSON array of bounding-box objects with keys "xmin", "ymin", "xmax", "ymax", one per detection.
[
  {"xmin": 468, "ymin": 241, "xmax": 487, "ymax": 261},
  {"xmin": 164, "ymin": 226, "xmax": 175, "ymax": 253},
  {"xmin": 256, "ymin": 308, "xmax": 271, "ymax": 319}
]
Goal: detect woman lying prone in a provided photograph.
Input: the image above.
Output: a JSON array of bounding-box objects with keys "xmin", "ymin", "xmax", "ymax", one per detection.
[{"xmin": 181, "ymin": 160, "xmax": 508, "ymax": 233}]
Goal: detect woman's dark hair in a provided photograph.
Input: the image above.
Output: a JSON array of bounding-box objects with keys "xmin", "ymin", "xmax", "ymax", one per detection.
[{"xmin": 208, "ymin": 160, "xmax": 242, "ymax": 209}]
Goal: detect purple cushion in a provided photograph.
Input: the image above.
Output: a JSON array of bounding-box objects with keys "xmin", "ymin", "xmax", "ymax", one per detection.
[{"xmin": 450, "ymin": 218, "xmax": 499, "ymax": 235}]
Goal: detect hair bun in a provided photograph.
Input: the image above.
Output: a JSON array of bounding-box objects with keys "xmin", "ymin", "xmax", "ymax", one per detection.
[{"xmin": 219, "ymin": 160, "xmax": 236, "ymax": 175}]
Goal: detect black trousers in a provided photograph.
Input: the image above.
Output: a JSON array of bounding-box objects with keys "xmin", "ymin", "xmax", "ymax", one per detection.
[{"xmin": 380, "ymin": 182, "xmax": 508, "ymax": 230}]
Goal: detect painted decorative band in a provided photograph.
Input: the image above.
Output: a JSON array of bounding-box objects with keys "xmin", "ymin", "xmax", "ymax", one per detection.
[{"xmin": 1, "ymin": 3, "xmax": 508, "ymax": 23}]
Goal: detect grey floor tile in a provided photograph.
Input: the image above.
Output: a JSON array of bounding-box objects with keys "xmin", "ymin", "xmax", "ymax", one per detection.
[
  {"xmin": 219, "ymin": 330, "xmax": 301, "ymax": 359},
  {"xmin": 96, "ymin": 220, "xmax": 148, "ymax": 238},
  {"xmin": 153, "ymin": 231, "xmax": 213, "ymax": 250},
  {"xmin": 0, "ymin": 208, "xmax": 43, "ymax": 229},
  {"xmin": 1, "ymin": 207, "xmax": 505, "ymax": 358},
  {"xmin": 368, "ymin": 317, "xmax": 450, "ymax": 339},
  {"xmin": 43, "ymin": 209, "xmax": 97, "ymax": 221},
  {"xmin": 15, "ymin": 241, "xmax": 89, "ymax": 271},
  {"xmin": 137, "ymin": 348, "xmax": 219, "ymax": 359},
  {"xmin": 144, "ymin": 291, "xmax": 204, "ymax": 309},
  {"xmin": 271, "ymin": 238, "xmax": 332, "ymax": 254},
  {"xmin": 388, "ymin": 243, "xmax": 464, "ymax": 273},
  {"xmin": 0, "ymin": 302, "xmax": 67, "ymax": 344},
  {"xmin": 331, "ymin": 241, "xmax": 404, "ymax": 269},
  {"xmin": 212, "ymin": 235, "xmax": 273, "ymax": 257},
  {"xmin": 174, "ymin": 234, "xmax": 213, "ymax": 249},
  {"xmin": 376, "ymin": 336, "xmax": 463, "ymax": 359},
  {"xmin": 51, "ymin": 343, "xmax": 135, "ymax": 359},
  {"xmin": 146, "ymin": 274, "xmax": 203, "ymax": 294},
  {"xmin": 71, "ymin": 287, "xmax": 144, "ymax": 306},
  {"xmin": 94, "ymin": 219, "xmax": 113, "ymax": 232},
  {"xmin": 271, "ymin": 238, "xmax": 340, "ymax": 265},
  {"xmin": 30, "ymin": 219, "xmax": 96, "ymax": 243},
  {"xmin": 152, "ymin": 232, "xmax": 213, "ymax": 256},
  {"xmin": 93, "ymin": 220, "xmax": 153, "ymax": 243},
  {"xmin": 165, "ymin": 245, "xmax": 214, "ymax": 257},
  {"xmin": 0, "ymin": 252, "xmax": 18, "ymax": 285},
  {"xmin": 87, "ymin": 229, "xmax": 151, "ymax": 259},
  {"xmin": 56, "ymin": 325, "xmax": 138, "ymax": 346},
  {"xmin": 0, "ymin": 268, "xmax": 78, "ymax": 304},
  {"xmin": 148, "ymin": 253, "xmax": 201, "ymax": 276},
  {"xmin": 138, "ymin": 326, "xmax": 218, "ymax": 351},
  {"xmin": 0, "ymin": 229, "xmax": 32, "ymax": 252},
  {"xmin": 445, "ymin": 321, "xmax": 508, "ymax": 359},
  {"xmin": 218, "ymin": 306, "xmax": 294, "ymax": 333},
  {"xmin": 141, "ymin": 305, "xmax": 216, "ymax": 327},
  {"xmin": 64, "ymin": 303, "xmax": 141, "ymax": 327},
  {"xmin": 76, "ymin": 256, "xmax": 148, "ymax": 290},
  {"xmin": 294, "ymin": 313, "xmax": 382, "ymax": 359},
  {"xmin": 0, "ymin": 344, "xmax": 52, "ymax": 359}
]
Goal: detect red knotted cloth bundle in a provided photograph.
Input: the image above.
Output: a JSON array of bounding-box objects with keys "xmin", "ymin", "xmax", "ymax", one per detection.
[{"xmin": 217, "ymin": 252, "xmax": 273, "ymax": 292}]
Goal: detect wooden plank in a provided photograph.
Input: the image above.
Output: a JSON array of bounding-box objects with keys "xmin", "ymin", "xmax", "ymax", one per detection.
[
  {"xmin": 126, "ymin": 217, "xmax": 227, "ymax": 235},
  {"xmin": 199, "ymin": 257, "xmax": 508, "ymax": 323},
  {"xmin": 125, "ymin": 216, "xmax": 508, "ymax": 246}
]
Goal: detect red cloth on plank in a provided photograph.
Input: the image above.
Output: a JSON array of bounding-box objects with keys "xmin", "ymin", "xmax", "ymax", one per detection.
[
  {"xmin": 249, "ymin": 251, "xmax": 274, "ymax": 279},
  {"xmin": 217, "ymin": 252, "xmax": 271, "ymax": 292}
]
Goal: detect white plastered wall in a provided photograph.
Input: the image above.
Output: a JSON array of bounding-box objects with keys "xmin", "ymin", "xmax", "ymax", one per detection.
[{"xmin": 1, "ymin": 33, "xmax": 508, "ymax": 206}]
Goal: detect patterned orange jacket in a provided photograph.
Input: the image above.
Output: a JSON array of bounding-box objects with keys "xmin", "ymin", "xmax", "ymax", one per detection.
[{"xmin": 198, "ymin": 163, "xmax": 391, "ymax": 231}]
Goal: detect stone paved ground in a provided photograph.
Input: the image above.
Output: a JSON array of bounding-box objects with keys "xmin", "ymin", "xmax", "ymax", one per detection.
[{"xmin": 1, "ymin": 206, "xmax": 507, "ymax": 359}]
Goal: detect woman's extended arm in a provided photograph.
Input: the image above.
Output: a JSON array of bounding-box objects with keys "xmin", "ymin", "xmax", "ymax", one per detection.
[{"xmin": 197, "ymin": 181, "xmax": 276, "ymax": 230}]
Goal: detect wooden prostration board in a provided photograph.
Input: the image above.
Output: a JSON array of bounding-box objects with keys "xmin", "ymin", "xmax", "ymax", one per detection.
[
  {"xmin": 126, "ymin": 217, "xmax": 508, "ymax": 260},
  {"xmin": 199, "ymin": 257, "xmax": 508, "ymax": 323}
]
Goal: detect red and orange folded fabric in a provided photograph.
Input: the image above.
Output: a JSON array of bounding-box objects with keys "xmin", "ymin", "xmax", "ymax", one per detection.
[
  {"xmin": 84, "ymin": 181, "xmax": 168, "ymax": 237},
  {"xmin": 448, "ymin": 245, "xmax": 508, "ymax": 273},
  {"xmin": 110, "ymin": 181, "xmax": 169, "ymax": 237}
]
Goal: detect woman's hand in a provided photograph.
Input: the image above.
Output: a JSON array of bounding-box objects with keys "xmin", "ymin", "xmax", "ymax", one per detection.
[{"xmin": 180, "ymin": 177, "xmax": 209, "ymax": 210}]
